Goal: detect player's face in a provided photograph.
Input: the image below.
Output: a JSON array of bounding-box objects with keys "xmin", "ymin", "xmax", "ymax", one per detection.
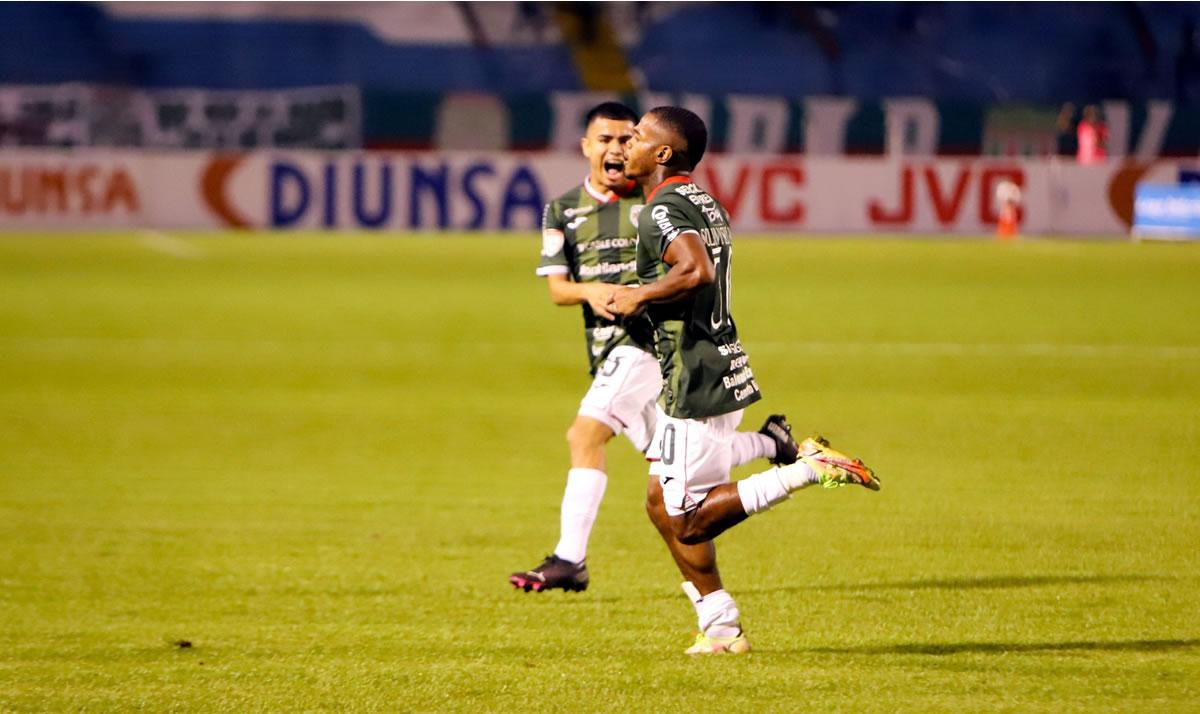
[
  {"xmin": 582, "ymin": 117, "xmax": 635, "ymax": 190},
  {"xmin": 623, "ymin": 113, "xmax": 673, "ymax": 180}
]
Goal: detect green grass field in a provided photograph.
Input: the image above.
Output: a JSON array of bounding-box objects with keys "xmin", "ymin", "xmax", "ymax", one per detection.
[{"xmin": 1, "ymin": 233, "xmax": 1198, "ymax": 712}]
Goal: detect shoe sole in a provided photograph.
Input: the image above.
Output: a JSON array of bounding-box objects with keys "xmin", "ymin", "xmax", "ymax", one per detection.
[{"xmin": 508, "ymin": 575, "xmax": 588, "ymax": 593}]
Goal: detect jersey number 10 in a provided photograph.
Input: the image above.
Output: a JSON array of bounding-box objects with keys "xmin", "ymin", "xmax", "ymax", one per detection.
[{"xmin": 709, "ymin": 246, "xmax": 732, "ymax": 331}]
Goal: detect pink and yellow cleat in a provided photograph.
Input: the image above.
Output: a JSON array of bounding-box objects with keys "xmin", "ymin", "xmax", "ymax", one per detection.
[{"xmin": 799, "ymin": 436, "xmax": 881, "ymax": 491}]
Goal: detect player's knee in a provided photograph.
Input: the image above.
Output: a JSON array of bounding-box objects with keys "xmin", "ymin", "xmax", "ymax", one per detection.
[
  {"xmin": 565, "ymin": 421, "xmax": 584, "ymax": 449},
  {"xmin": 645, "ymin": 478, "xmax": 669, "ymax": 526}
]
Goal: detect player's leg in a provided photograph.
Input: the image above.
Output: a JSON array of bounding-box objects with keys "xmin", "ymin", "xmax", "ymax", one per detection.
[
  {"xmin": 649, "ymin": 415, "xmax": 879, "ymax": 652},
  {"xmin": 509, "ymin": 411, "xmax": 611, "ymax": 593},
  {"xmin": 647, "ymin": 476, "xmax": 749, "ymax": 654},
  {"xmin": 554, "ymin": 413, "xmax": 614, "ymax": 562},
  {"xmin": 510, "ymin": 346, "xmax": 659, "ymax": 593},
  {"xmin": 645, "ymin": 475, "xmax": 723, "ymax": 592},
  {"xmin": 556, "ymin": 346, "xmax": 659, "ymax": 562},
  {"xmin": 650, "ymin": 412, "xmax": 750, "ymax": 654},
  {"xmin": 670, "ymin": 435, "xmax": 883, "ymax": 545},
  {"xmin": 669, "ymin": 482, "xmax": 749, "ymax": 544}
]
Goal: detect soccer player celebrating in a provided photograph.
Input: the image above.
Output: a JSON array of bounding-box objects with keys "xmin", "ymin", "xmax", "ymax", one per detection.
[
  {"xmin": 608, "ymin": 107, "xmax": 882, "ymax": 654},
  {"xmin": 510, "ymin": 103, "xmax": 798, "ymax": 594}
]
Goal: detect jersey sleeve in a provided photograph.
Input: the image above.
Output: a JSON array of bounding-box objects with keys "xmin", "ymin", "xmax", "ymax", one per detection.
[
  {"xmin": 536, "ymin": 200, "xmax": 570, "ymax": 276},
  {"xmin": 637, "ymin": 196, "xmax": 700, "ymax": 261}
]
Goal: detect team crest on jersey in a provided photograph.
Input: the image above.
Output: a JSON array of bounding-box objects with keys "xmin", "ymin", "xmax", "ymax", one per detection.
[
  {"xmin": 541, "ymin": 229, "xmax": 565, "ymax": 257},
  {"xmin": 629, "ymin": 204, "xmax": 643, "ymax": 226}
]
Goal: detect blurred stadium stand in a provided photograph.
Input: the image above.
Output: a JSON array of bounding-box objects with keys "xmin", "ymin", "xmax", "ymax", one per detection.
[
  {"xmin": 1, "ymin": 1, "xmax": 1198, "ymax": 152},
  {"xmin": 3, "ymin": 2, "xmax": 1196, "ymax": 98}
]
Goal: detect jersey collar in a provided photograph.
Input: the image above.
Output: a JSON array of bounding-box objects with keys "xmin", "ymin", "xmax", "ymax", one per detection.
[
  {"xmin": 646, "ymin": 175, "xmax": 693, "ymax": 203},
  {"xmin": 584, "ymin": 176, "xmax": 637, "ymax": 203}
]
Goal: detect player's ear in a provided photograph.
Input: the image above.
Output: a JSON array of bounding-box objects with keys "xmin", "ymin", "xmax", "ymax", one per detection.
[
  {"xmin": 580, "ymin": 136, "xmax": 589, "ymax": 160},
  {"xmin": 656, "ymin": 145, "xmax": 673, "ymax": 165}
]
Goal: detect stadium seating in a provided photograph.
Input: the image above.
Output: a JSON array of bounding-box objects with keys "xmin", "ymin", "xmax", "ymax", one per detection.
[{"xmin": 0, "ymin": 2, "xmax": 1195, "ymax": 101}]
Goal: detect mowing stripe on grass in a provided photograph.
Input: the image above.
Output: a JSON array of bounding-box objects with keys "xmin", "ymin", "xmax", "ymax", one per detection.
[{"xmin": 5, "ymin": 337, "xmax": 1200, "ymax": 360}]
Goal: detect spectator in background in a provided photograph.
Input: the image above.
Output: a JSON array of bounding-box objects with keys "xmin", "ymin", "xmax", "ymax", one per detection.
[
  {"xmin": 1055, "ymin": 102, "xmax": 1077, "ymax": 157},
  {"xmin": 1076, "ymin": 104, "xmax": 1108, "ymax": 165}
]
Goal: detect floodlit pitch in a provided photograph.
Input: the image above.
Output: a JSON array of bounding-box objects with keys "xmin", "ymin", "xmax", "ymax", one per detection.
[{"xmin": 1, "ymin": 234, "xmax": 1197, "ymax": 711}]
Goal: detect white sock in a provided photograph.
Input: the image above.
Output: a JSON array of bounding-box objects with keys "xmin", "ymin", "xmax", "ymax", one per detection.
[
  {"xmin": 553, "ymin": 467, "xmax": 607, "ymax": 564},
  {"xmin": 777, "ymin": 460, "xmax": 821, "ymax": 490},
  {"xmin": 693, "ymin": 588, "xmax": 741, "ymax": 638},
  {"xmin": 730, "ymin": 431, "xmax": 775, "ymax": 467},
  {"xmin": 737, "ymin": 461, "xmax": 821, "ymax": 515}
]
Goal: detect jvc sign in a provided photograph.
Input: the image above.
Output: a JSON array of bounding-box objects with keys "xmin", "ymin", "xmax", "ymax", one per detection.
[{"xmin": 7, "ymin": 149, "xmax": 1191, "ymax": 234}]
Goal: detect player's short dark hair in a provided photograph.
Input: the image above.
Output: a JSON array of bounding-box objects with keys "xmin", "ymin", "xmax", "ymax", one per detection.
[
  {"xmin": 585, "ymin": 102, "xmax": 638, "ymax": 129},
  {"xmin": 648, "ymin": 106, "xmax": 708, "ymax": 170}
]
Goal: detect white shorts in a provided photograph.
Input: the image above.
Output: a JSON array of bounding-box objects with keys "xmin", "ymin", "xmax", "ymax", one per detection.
[
  {"xmin": 648, "ymin": 407, "xmax": 745, "ymax": 516},
  {"xmin": 578, "ymin": 345, "xmax": 661, "ymax": 453}
]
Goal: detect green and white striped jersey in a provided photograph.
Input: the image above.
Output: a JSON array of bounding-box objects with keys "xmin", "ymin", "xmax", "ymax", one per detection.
[
  {"xmin": 537, "ymin": 178, "xmax": 653, "ymax": 375},
  {"xmin": 636, "ymin": 176, "xmax": 762, "ymax": 419}
]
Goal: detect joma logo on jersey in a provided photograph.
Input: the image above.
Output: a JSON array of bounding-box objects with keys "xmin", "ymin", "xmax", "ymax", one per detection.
[{"xmin": 564, "ymin": 204, "xmax": 597, "ymax": 230}]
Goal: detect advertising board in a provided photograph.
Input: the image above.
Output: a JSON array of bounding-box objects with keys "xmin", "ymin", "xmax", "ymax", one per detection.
[{"xmin": 2, "ymin": 149, "xmax": 1190, "ymax": 236}]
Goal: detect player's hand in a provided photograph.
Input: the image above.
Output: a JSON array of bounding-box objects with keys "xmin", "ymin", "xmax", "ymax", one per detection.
[
  {"xmin": 584, "ymin": 283, "xmax": 617, "ymax": 320},
  {"xmin": 607, "ymin": 285, "xmax": 644, "ymax": 317}
]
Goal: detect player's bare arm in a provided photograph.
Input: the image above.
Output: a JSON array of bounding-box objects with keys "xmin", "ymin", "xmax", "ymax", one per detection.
[
  {"xmin": 545, "ymin": 273, "xmax": 617, "ymax": 320},
  {"xmin": 607, "ymin": 231, "xmax": 713, "ymax": 316}
]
